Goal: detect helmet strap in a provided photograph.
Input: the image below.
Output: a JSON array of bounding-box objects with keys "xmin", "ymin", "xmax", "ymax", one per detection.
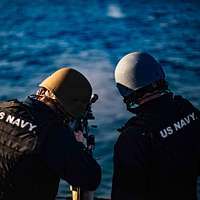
[
  {"xmin": 35, "ymin": 88, "xmax": 73, "ymax": 124},
  {"xmin": 124, "ymin": 80, "xmax": 170, "ymax": 113}
]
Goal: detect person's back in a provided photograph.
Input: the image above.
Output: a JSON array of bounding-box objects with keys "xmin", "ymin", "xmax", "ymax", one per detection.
[
  {"xmin": 112, "ymin": 52, "xmax": 200, "ymax": 200},
  {"xmin": 0, "ymin": 99, "xmax": 59, "ymax": 200},
  {"xmin": 0, "ymin": 67, "xmax": 101, "ymax": 200},
  {"xmin": 149, "ymin": 95, "xmax": 200, "ymax": 200}
]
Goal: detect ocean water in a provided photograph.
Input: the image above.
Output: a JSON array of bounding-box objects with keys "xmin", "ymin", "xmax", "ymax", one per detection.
[{"xmin": 0, "ymin": 0, "xmax": 200, "ymax": 199}]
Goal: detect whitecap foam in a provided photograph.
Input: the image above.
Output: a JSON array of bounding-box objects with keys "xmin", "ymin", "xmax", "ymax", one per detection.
[{"xmin": 107, "ymin": 4, "xmax": 125, "ymax": 19}]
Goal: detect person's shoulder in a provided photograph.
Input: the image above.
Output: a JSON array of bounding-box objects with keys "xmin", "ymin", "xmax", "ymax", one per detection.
[
  {"xmin": 116, "ymin": 116, "xmax": 147, "ymax": 146},
  {"xmin": 0, "ymin": 99, "xmax": 21, "ymax": 107},
  {"xmin": 173, "ymin": 95, "xmax": 200, "ymax": 113},
  {"xmin": 118, "ymin": 116, "xmax": 144, "ymax": 132},
  {"xmin": 174, "ymin": 95, "xmax": 191, "ymax": 105}
]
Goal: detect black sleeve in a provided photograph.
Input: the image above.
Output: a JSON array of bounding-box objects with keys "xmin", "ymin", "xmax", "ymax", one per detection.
[
  {"xmin": 40, "ymin": 125, "xmax": 101, "ymax": 191},
  {"xmin": 111, "ymin": 129, "xmax": 149, "ymax": 200}
]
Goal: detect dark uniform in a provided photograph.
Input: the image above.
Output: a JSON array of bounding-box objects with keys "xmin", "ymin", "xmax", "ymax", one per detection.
[
  {"xmin": 0, "ymin": 96, "xmax": 101, "ymax": 200},
  {"xmin": 111, "ymin": 93, "xmax": 200, "ymax": 200}
]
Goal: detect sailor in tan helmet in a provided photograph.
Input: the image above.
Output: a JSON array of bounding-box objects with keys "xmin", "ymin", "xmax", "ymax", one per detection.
[
  {"xmin": 38, "ymin": 67, "xmax": 92, "ymax": 119},
  {"xmin": 0, "ymin": 67, "xmax": 101, "ymax": 200}
]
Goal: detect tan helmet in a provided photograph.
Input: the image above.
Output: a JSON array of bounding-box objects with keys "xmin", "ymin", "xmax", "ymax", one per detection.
[{"xmin": 39, "ymin": 67, "xmax": 92, "ymax": 118}]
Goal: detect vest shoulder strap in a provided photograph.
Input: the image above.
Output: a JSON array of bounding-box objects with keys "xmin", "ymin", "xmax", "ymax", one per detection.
[{"xmin": 0, "ymin": 99, "xmax": 21, "ymax": 108}]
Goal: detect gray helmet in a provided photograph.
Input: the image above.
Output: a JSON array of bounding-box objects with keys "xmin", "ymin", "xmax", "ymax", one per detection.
[{"xmin": 114, "ymin": 52, "xmax": 165, "ymax": 97}]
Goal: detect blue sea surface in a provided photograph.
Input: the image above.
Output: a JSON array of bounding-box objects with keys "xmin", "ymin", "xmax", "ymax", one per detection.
[{"xmin": 0, "ymin": 0, "xmax": 200, "ymax": 199}]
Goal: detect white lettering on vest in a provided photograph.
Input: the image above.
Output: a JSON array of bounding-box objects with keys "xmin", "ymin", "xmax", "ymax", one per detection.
[
  {"xmin": 12, "ymin": 118, "xmax": 20, "ymax": 127},
  {"xmin": 160, "ymin": 126, "xmax": 173, "ymax": 138},
  {"xmin": 2, "ymin": 113, "xmax": 37, "ymax": 132},
  {"xmin": 29, "ymin": 124, "xmax": 37, "ymax": 132},
  {"xmin": 0, "ymin": 112, "xmax": 5, "ymax": 120},
  {"xmin": 160, "ymin": 112, "xmax": 197, "ymax": 138},
  {"xmin": 6, "ymin": 115, "xmax": 15, "ymax": 123},
  {"xmin": 21, "ymin": 120, "xmax": 29, "ymax": 129}
]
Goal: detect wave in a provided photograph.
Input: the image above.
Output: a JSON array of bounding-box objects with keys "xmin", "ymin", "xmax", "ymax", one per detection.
[{"xmin": 107, "ymin": 4, "xmax": 125, "ymax": 19}]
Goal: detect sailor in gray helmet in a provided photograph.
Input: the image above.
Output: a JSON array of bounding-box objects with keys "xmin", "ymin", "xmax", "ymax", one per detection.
[{"xmin": 111, "ymin": 52, "xmax": 200, "ymax": 200}]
